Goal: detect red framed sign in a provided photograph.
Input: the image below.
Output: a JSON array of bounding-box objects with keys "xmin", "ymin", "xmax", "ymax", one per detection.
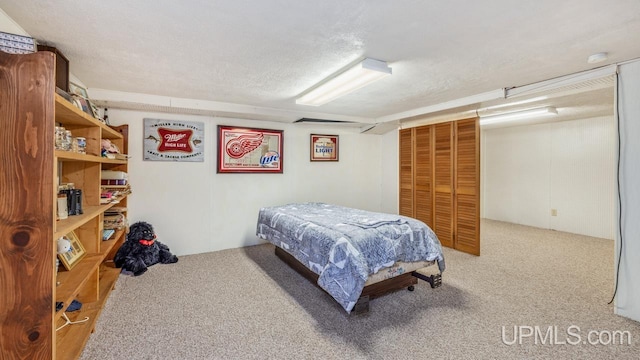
[
  {"xmin": 310, "ymin": 134, "xmax": 339, "ymax": 161},
  {"xmin": 217, "ymin": 125, "xmax": 283, "ymax": 173}
]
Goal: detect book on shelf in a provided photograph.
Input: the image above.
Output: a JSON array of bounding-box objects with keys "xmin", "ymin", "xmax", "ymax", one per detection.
[
  {"xmin": 100, "ymin": 183, "xmax": 132, "ymax": 203},
  {"xmin": 102, "ymin": 229, "xmax": 115, "ymax": 241},
  {"xmin": 101, "ymin": 179, "xmax": 127, "ymax": 185},
  {"xmin": 104, "ymin": 213, "xmax": 126, "ymax": 230},
  {"xmin": 105, "ymin": 153, "xmax": 130, "ymax": 160}
]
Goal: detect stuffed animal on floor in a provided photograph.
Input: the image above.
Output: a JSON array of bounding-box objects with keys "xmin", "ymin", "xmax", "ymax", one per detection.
[{"xmin": 114, "ymin": 221, "xmax": 178, "ymax": 276}]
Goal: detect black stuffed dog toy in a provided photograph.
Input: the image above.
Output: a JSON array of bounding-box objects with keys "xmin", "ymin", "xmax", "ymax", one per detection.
[{"xmin": 114, "ymin": 221, "xmax": 178, "ymax": 276}]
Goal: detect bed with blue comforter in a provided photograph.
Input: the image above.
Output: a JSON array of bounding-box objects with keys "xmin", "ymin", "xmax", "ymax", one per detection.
[{"xmin": 256, "ymin": 202, "xmax": 445, "ymax": 313}]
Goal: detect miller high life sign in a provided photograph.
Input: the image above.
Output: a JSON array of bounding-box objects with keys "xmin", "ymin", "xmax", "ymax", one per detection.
[{"xmin": 144, "ymin": 119, "xmax": 204, "ymax": 162}]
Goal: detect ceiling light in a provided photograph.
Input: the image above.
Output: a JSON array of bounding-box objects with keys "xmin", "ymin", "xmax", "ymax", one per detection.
[
  {"xmin": 296, "ymin": 58, "xmax": 392, "ymax": 106},
  {"xmin": 587, "ymin": 52, "xmax": 608, "ymax": 64},
  {"xmin": 480, "ymin": 96, "xmax": 548, "ymax": 111},
  {"xmin": 479, "ymin": 106, "xmax": 558, "ymax": 126}
]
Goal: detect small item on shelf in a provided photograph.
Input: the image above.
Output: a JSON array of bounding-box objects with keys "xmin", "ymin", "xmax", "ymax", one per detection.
[
  {"xmin": 55, "ymin": 87, "xmax": 74, "ymax": 104},
  {"xmin": 101, "ymin": 179, "xmax": 127, "ymax": 185},
  {"xmin": 56, "ymin": 193, "xmax": 68, "ymax": 220},
  {"xmin": 71, "ymin": 137, "xmax": 79, "ymax": 153},
  {"xmin": 105, "ymin": 153, "xmax": 130, "ymax": 160},
  {"xmin": 67, "ymin": 299, "xmax": 82, "ymax": 312},
  {"xmin": 64, "ymin": 130, "xmax": 73, "ymax": 151},
  {"xmin": 103, "ymin": 229, "xmax": 115, "ymax": 241},
  {"xmin": 101, "ymin": 170, "xmax": 128, "ymax": 186},
  {"xmin": 100, "ymin": 190, "xmax": 115, "ymax": 204},
  {"xmin": 101, "ymin": 191, "xmax": 113, "ymax": 199},
  {"xmin": 61, "ymin": 188, "xmax": 83, "ymax": 215},
  {"xmin": 104, "ymin": 213, "xmax": 127, "ymax": 230},
  {"xmin": 101, "ymin": 138, "xmax": 121, "ymax": 156},
  {"xmin": 59, "ymin": 183, "xmax": 74, "ymax": 191},
  {"xmin": 55, "ymin": 126, "xmax": 66, "ymax": 150},
  {"xmin": 76, "ymin": 137, "xmax": 86, "ymax": 154},
  {"xmin": 101, "ymin": 184, "xmax": 132, "ymax": 203},
  {"xmin": 55, "ymin": 258, "xmax": 61, "ymax": 286}
]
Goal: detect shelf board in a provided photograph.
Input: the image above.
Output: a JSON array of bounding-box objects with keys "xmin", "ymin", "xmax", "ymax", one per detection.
[
  {"xmin": 100, "ymin": 185, "xmax": 129, "ymax": 189},
  {"xmin": 101, "ymin": 157, "xmax": 128, "ymax": 164},
  {"xmin": 55, "ymin": 264, "xmax": 122, "ymax": 360},
  {"xmin": 55, "ymin": 94, "xmax": 122, "ymax": 140},
  {"xmin": 100, "ymin": 238, "xmax": 119, "ymax": 257},
  {"xmin": 55, "ymin": 254, "xmax": 102, "ymax": 320},
  {"xmin": 55, "ymin": 307, "xmax": 100, "ymax": 360},
  {"xmin": 55, "ymin": 150, "xmax": 127, "ymax": 164},
  {"xmin": 54, "ymin": 203, "xmax": 119, "ymax": 239}
]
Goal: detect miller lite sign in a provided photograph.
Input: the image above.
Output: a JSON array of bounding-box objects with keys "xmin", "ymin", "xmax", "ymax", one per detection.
[
  {"xmin": 310, "ymin": 134, "xmax": 339, "ymax": 162},
  {"xmin": 143, "ymin": 118, "xmax": 204, "ymax": 162}
]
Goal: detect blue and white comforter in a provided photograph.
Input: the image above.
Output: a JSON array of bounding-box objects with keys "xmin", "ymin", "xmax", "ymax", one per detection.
[{"xmin": 256, "ymin": 203, "xmax": 445, "ymax": 312}]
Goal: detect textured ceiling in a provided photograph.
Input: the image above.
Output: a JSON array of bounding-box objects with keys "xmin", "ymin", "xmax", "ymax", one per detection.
[{"xmin": 1, "ymin": 1, "xmax": 637, "ymax": 126}]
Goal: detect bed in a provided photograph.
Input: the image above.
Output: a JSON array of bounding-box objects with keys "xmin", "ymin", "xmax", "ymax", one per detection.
[{"xmin": 256, "ymin": 202, "xmax": 445, "ymax": 313}]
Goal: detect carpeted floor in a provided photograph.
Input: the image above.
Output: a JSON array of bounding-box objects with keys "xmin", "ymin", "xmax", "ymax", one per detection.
[{"xmin": 80, "ymin": 219, "xmax": 640, "ymax": 359}]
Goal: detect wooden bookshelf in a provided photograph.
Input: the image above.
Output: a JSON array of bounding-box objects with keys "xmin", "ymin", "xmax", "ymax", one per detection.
[{"xmin": 0, "ymin": 51, "xmax": 130, "ymax": 360}]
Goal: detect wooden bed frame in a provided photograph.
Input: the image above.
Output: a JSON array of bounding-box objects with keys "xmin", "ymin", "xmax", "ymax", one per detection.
[{"xmin": 274, "ymin": 247, "xmax": 441, "ymax": 314}]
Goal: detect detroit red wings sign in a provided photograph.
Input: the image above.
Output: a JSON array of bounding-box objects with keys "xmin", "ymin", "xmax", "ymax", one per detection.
[
  {"xmin": 144, "ymin": 119, "xmax": 204, "ymax": 162},
  {"xmin": 225, "ymin": 133, "xmax": 263, "ymax": 159},
  {"xmin": 217, "ymin": 126, "xmax": 283, "ymax": 173}
]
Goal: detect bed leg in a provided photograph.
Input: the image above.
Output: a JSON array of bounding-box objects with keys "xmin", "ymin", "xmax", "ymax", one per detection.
[
  {"xmin": 411, "ymin": 271, "xmax": 442, "ymax": 289},
  {"xmin": 407, "ymin": 285, "xmax": 415, "ymax": 291}
]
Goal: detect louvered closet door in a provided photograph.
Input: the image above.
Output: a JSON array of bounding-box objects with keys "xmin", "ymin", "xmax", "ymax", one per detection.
[
  {"xmin": 399, "ymin": 128, "xmax": 414, "ymax": 217},
  {"xmin": 414, "ymin": 126, "xmax": 433, "ymax": 228},
  {"xmin": 454, "ymin": 118, "xmax": 480, "ymax": 255},
  {"xmin": 433, "ymin": 122, "xmax": 454, "ymax": 248}
]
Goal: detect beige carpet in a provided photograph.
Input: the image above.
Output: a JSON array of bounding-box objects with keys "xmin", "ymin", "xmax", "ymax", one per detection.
[{"xmin": 80, "ymin": 219, "xmax": 640, "ymax": 359}]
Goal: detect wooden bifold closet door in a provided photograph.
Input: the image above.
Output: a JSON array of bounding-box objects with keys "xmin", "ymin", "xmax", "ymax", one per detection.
[
  {"xmin": 398, "ymin": 118, "xmax": 480, "ymax": 255},
  {"xmin": 454, "ymin": 118, "xmax": 480, "ymax": 255},
  {"xmin": 399, "ymin": 128, "xmax": 414, "ymax": 217}
]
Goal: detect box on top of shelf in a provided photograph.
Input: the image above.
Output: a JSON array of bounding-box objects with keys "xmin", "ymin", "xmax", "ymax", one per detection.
[
  {"xmin": 0, "ymin": 31, "xmax": 36, "ymax": 54},
  {"xmin": 37, "ymin": 45, "xmax": 70, "ymax": 93}
]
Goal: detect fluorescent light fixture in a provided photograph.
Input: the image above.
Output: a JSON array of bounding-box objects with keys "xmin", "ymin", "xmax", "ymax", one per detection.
[
  {"xmin": 480, "ymin": 96, "xmax": 548, "ymax": 111},
  {"xmin": 480, "ymin": 106, "xmax": 558, "ymax": 126},
  {"xmin": 296, "ymin": 58, "xmax": 392, "ymax": 106}
]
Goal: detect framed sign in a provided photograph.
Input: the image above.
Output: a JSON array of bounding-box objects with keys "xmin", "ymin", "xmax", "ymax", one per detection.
[
  {"xmin": 217, "ymin": 125, "xmax": 283, "ymax": 173},
  {"xmin": 58, "ymin": 231, "xmax": 86, "ymax": 270},
  {"xmin": 310, "ymin": 134, "xmax": 339, "ymax": 161},
  {"xmin": 144, "ymin": 118, "xmax": 204, "ymax": 162}
]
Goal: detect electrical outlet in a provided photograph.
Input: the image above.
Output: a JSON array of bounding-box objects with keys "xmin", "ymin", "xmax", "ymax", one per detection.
[{"xmin": 551, "ymin": 209, "xmax": 557, "ymax": 216}]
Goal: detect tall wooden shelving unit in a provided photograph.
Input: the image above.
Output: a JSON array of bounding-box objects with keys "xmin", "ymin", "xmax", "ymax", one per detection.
[{"xmin": 0, "ymin": 51, "xmax": 129, "ymax": 359}]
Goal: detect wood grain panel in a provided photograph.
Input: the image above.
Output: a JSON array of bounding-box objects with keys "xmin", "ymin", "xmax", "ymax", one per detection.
[
  {"xmin": 398, "ymin": 128, "xmax": 414, "ymax": 217},
  {"xmin": 433, "ymin": 123, "xmax": 453, "ymax": 247},
  {"xmin": 455, "ymin": 193, "xmax": 478, "ymax": 253},
  {"xmin": 0, "ymin": 52, "xmax": 55, "ymax": 359},
  {"xmin": 435, "ymin": 192, "xmax": 453, "ymax": 247},
  {"xmin": 414, "ymin": 126, "xmax": 433, "ymax": 227},
  {"xmin": 454, "ymin": 118, "xmax": 480, "ymax": 255}
]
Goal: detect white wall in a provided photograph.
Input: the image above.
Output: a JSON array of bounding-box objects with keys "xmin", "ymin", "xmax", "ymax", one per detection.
[
  {"xmin": 380, "ymin": 128, "xmax": 399, "ymax": 214},
  {"xmin": 482, "ymin": 116, "xmax": 616, "ymax": 239},
  {"xmin": 0, "ymin": 8, "xmax": 27, "ymax": 35},
  {"xmin": 108, "ymin": 109, "xmax": 383, "ymax": 256},
  {"xmin": 616, "ymin": 60, "xmax": 640, "ymax": 322}
]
